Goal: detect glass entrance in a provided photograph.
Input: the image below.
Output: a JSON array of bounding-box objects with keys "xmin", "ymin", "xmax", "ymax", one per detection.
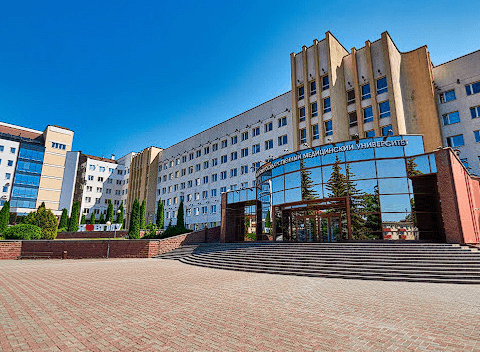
[{"xmin": 285, "ymin": 210, "xmax": 344, "ymax": 242}]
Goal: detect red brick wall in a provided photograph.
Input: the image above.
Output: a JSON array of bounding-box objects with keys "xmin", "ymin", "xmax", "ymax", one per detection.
[
  {"xmin": 56, "ymin": 231, "xmax": 129, "ymax": 239},
  {"xmin": 156, "ymin": 227, "xmax": 220, "ymax": 254},
  {"xmin": 0, "ymin": 241, "xmax": 21, "ymax": 259}
]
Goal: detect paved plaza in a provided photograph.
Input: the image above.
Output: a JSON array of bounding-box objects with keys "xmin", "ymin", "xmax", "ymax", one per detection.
[{"xmin": 1, "ymin": 259, "xmax": 480, "ymax": 351}]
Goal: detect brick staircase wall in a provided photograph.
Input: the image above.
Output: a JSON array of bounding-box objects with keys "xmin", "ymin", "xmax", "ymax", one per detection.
[{"xmin": 0, "ymin": 241, "xmax": 21, "ymax": 259}]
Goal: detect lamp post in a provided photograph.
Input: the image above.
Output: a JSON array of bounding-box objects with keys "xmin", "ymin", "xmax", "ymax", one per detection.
[{"xmin": 106, "ymin": 220, "xmax": 112, "ymax": 259}]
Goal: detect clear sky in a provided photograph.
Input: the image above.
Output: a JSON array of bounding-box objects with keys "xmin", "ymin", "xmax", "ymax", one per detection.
[{"xmin": 0, "ymin": 0, "xmax": 479, "ymax": 158}]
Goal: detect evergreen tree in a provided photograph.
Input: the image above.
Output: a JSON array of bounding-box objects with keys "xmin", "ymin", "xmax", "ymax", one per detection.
[
  {"xmin": 59, "ymin": 209, "xmax": 69, "ymax": 229},
  {"xmin": 177, "ymin": 200, "xmax": 185, "ymax": 229},
  {"xmin": 300, "ymin": 159, "xmax": 318, "ymax": 200},
  {"xmin": 23, "ymin": 210, "xmax": 37, "ymax": 226},
  {"xmin": 265, "ymin": 209, "xmax": 272, "ymax": 228},
  {"xmin": 325, "ymin": 155, "xmax": 347, "ymax": 198},
  {"xmin": 128, "ymin": 198, "xmax": 141, "ymax": 239},
  {"xmin": 68, "ymin": 201, "xmax": 80, "ymax": 232},
  {"xmin": 35, "ymin": 207, "xmax": 58, "ymax": 239},
  {"xmin": 0, "ymin": 201, "xmax": 10, "ymax": 233},
  {"xmin": 81, "ymin": 214, "xmax": 86, "ymax": 224},
  {"xmin": 407, "ymin": 157, "xmax": 423, "ymax": 177},
  {"xmin": 117, "ymin": 204, "xmax": 124, "ymax": 228},
  {"xmin": 38, "ymin": 202, "xmax": 46, "ymax": 211},
  {"xmin": 156, "ymin": 200, "xmax": 164, "ymax": 228},
  {"xmin": 99, "ymin": 213, "xmax": 105, "ymax": 224},
  {"xmin": 90, "ymin": 212, "xmax": 96, "ymax": 225},
  {"xmin": 139, "ymin": 200, "xmax": 146, "ymax": 229},
  {"xmin": 362, "ymin": 185, "xmax": 382, "ymax": 238},
  {"xmin": 106, "ymin": 200, "xmax": 113, "ymax": 223}
]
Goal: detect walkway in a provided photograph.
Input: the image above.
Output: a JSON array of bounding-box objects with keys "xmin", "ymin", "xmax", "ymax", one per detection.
[{"xmin": 1, "ymin": 259, "xmax": 479, "ymax": 351}]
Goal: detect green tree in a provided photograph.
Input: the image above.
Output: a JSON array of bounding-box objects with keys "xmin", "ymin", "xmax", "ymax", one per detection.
[
  {"xmin": 68, "ymin": 201, "xmax": 80, "ymax": 232},
  {"xmin": 128, "ymin": 198, "xmax": 141, "ymax": 239},
  {"xmin": 35, "ymin": 207, "xmax": 58, "ymax": 239},
  {"xmin": 23, "ymin": 210, "xmax": 37, "ymax": 226},
  {"xmin": 90, "ymin": 212, "xmax": 96, "ymax": 225},
  {"xmin": 156, "ymin": 200, "xmax": 164, "ymax": 229},
  {"xmin": 177, "ymin": 200, "xmax": 185, "ymax": 229},
  {"xmin": 59, "ymin": 208, "xmax": 69, "ymax": 229},
  {"xmin": 139, "ymin": 200, "xmax": 146, "ymax": 229},
  {"xmin": 117, "ymin": 204, "xmax": 124, "ymax": 228},
  {"xmin": 362, "ymin": 185, "xmax": 382, "ymax": 239},
  {"xmin": 325, "ymin": 155, "xmax": 347, "ymax": 198},
  {"xmin": 407, "ymin": 157, "xmax": 423, "ymax": 177},
  {"xmin": 81, "ymin": 214, "xmax": 86, "ymax": 224},
  {"xmin": 300, "ymin": 159, "xmax": 318, "ymax": 201},
  {"xmin": 0, "ymin": 201, "xmax": 10, "ymax": 234},
  {"xmin": 265, "ymin": 209, "xmax": 272, "ymax": 228},
  {"xmin": 106, "ymin": 200, "xmax": 113, "ymax": 223},
  {"xmin": 38, "ymin": 202, "xmax": 46, "ymax": 210},
  {"xmin": 99, "ymin": 213, "xmax": 105, "ymax": 224}
]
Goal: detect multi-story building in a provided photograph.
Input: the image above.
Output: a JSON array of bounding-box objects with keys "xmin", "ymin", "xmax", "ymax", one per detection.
[
  {"xmin": 60, "ymin": 152, "xmax": 134, "ymax": 222},
  {"xmin": 155, "ymin": 93, "xmax": 292, "ymax": 230},
  {"xmin": 126, "ymin": 146, "xmax": 162, "ymax": 226},
  {"xmin": 0, "ymin": 122, "xmax": 74, "ymax": 217},
  {"xmin": 433, "ymin": 50, "xmax": 480, "ymax": 175}
]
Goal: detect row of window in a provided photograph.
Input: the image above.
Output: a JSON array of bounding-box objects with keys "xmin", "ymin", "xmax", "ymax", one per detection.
[
  {"xmin": 0, "ymin": 159, "xmax": 14, "ymax": 167},
  {"xmin": 297, "ymin": 77, "xmax": 387, "ymax": 103},
  {"xmin": 299, "ymin": 122, "xmax": 392, "ymax": 143},
  {"xmin": 0, "ymin": 146, "xmax": 16, "ymax": 154},
  {"xmin": 439, "ymin": 81, "xmax": 480, "ymax": 103},
  {"xmin": 88, "ymin": 164, "xmax": 125, "ymax": 175},
  {"xmin": 84, "ymin": 197, "xmax": 123, "ymax": 205},
  {"xmin": 442, "ymin": 106, "xmax": 480, "ymax": 125},
  {"xmin": 86, "ymin": 174, "xmax": 127, "ymax": 185},
  {"xmin": 161, "ymin": 118, "xmax": 288, "ymax": 170},
  {"xmin": 51, "ymin": 142, "xmax": 66, "ymax": 150},
  {"xmin": 163, "ymin": 205, "xmax": 218, "ymax": 220}
]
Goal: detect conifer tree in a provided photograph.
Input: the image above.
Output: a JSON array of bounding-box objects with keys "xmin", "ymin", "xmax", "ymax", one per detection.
[
  {"xmin": 265, "ymin": 209, "xmax": 272, "ymax": 228},
  {"xmin": 325, "ymin": 155, "xmax": 347, "ymax": 198},
  {"xmin": 90, "ymin": 212, "xmax": 96, "ymax": 225},
  {"xmin": 128, "ymin": 198, "xmax": 140, "ymax": 239},
  {"xmin": 99, "ymin": 213, "xmax": 105, "ymax": 224},
  {"xmin": 177, "ymin": 200, "xmax": 185, "ymax": 229},
  {"xmin": 156, "ymin": 200, "xmax": 164, "ymax": 229},
  {"xmin": 139, "ymin": 200, "xmax": 146, "ymax": 229},
  {"xmin": 81, "ymin": 214, "xmax": 86, "ymax": 224},
  {"xmin": 0, "ymin": 201, "xmax": 10, "ymax": 234},
  {"xmin": 68, "ymin": 201, "xmax": 80, "ymax": 232},
  {"xmin": 59, "ymin": 209, "xmax": 69, "ymax": 229},
  {"xmin": 106, "ymin": 200, "xmax": 113, "ymax": 223},
  {"xmin": 38, "ymin": 202, "xmax": 46, "ymax": 210},
  {"xmin": 36, "ymin": 207, "xmax": 58, "ymax": 239},
  {"xmin": 117, "ymin": 204, "xmax": 124, "ymax": 226},
  {"xmin": 300, "ymin": 159, "xmax": 318, "ymax": 200}
]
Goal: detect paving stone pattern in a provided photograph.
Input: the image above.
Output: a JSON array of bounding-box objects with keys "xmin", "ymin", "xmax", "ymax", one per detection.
[{"xmin": 1, "ymin": 259, "xmax": 480, "ymax": 351}]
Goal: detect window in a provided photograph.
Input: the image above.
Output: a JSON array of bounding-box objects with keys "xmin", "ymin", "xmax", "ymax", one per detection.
[
  {"xmin": 116, "ymin": 180, "xmax": 121, "ymax": 185},
  {"xmin": 86, "ymin": 186, "xmax": 92, "ymax": 192},
  {"xmin": 252, "ymin": 144, "xmax": 260, "ymax": 154},
  {"xmin": 181, "ymin": 182, "xmax": 185, "ymax": 189},
  {"xmin": 278, "ymin": 117, "xmax": 287, "ymax": 127},
  {"xmin": 0, "ymin": 146, "xmax": 3, "ymax": 152},
  {"xmin": 106, "ymin": 188, "xmax": 111, "ymax": 194},
  {"xmin": 379, "ymin": 101, "xmax": 391, "ymax": 118},
  {"xmin": 252, "ymin": 127, "xmax": 260, "ymax": 136},
  {"xmin": 363, "ymin": 106, "xmax": 373, "ymax": 123},
  {"xmin": 231, "ymin": 152, "xmax": 238, "ymax": 161},
  {"xmin": 241, "ymin": 132, "xmax": 248, "ymax": 141},
  {"xmin": 265, "ymin": 122, "xmax": 273, "ymax": 133},
  {"xmin": 220, "ymin": 171, "xmax": 227, "ymax": 180},
  {"xmin": 230, "ymin": 168, "xmax": 237, "ymax": 177},
  {"xmin": 181, "ymin": 168, "xmax": 186, "ymax": 176},
  {"xmin": 265, "ymin": 140, "xmax": 273, "ymax": 150},
  {"xmin": 212, "ymin": 158, "xmax": 218, "ymax": 166},
  {"xmin": 377, "ymin": 77, "xmax": 388, "ymax": 95},
  {"xmin": 278, "ymin": 135, "xmax": 288, "ymax": 146},
  {"xmin": 322, "ymin": 75, "xmax": 329, "ymax": 90},
  {"xmin": 2, "ymin": 186, "xmax": 7, "ymax": 193},
  {"xmin": 203, "ymin": 161, "xmax": 209, "ymax": 169},
  {"xmin": 89, "ymin": 165, "xmax": 95, "ymax": 171},
  {"xmin": 310, "ymin": 81, "xmax": 316, "ymax": 95},
  {"xmin": 212, "ymin": 143, "xmax": 218, "ymax": 151},
  {"xmin": 446, "ymin": 134, "xmax": 465, "ymax": 147},
  {"xmin": 5, "ymin": 173, "xmax": 10, "ymax": 180},
  {"xmin": 361, "ymin": 84, "xmax": 371, "ymax": 100},
  {"xmin": 170, "ymin": 160, "xmax": 174, "ymax": 167},
  {"xmin": 365, "ymin": 130, "xmax": 375, "ymax": 138},
  {"xmin": 97, "ymin": 176, "xmax": 103, "ymax": 182},
  {"xmin": 470, "ymin": 106, "xmax": 480, "ymax": 119},
  {"xmin": 189, "ymin": 153, "xmax": 194, "ymax": 160},
  {"xmin": 299, "ymin": 129, "xmax": 307, "ymax": 144},
  {"xmin": 96, "ymin": 187, "xmax": 102, "ymax": 192},
  {"xmin": 115, "ymin": 190, "xmax": 121, "ymax": 195},
  {"xmin": 298, "ymin": 86, "xmax": 304, "ymax": 100},
  {"xmin": 241, "ymin": 148, "xmax": 248, "ymax": 158},
  {"xmin": 175, "ymin": 171, "xmax": 179, "ymax": 178},
  {"xmin": 312, "ymin": 125, "xmax": 319, "ymax": 140},
  {"xmin": 252, "ymin": 162, "xmax": 260, "ymax": 171},
  {"xmin": 203, "ymin": 175, "xmax": 208, "ymax": 184},
  {"xmin": 211, "ymin": 189, "xmax": 217, "ymax": 197},
  {"xmin": 466, "ymin": 81, "xmax": 480, "ymax": 96},
  {"xmin": 187, "ymin": 180, "xmax": 193, "ymax": 188},
  {"xmin": 299, "ymin": 107, "xmax": 306, "ymax": 122},
  {"xmin": 323, "ymin": 97, "xmax": 331, "ymax": 113},
  {"xmin": 461, "ymin": 158, "xmax": 469, "ymax": 168},
  {"xmin": 168, "ymin": 173, "xmax": 173, "ymax": 180},
  {"xmin": 442, "ymin": 111, "xmax": 461, "ymax": 125},
  {"xmin": 349, "ymin": 112, "xmax": 358, "ymax": 127},
  {"xmin": 88, "ymin": 175, "xmax": 94, "ymax": 181},
  {"xmin": 324, "ymin": 120, "xmax": 333, "ymax": 136},
  {"xmin": 211, "ymin": 205, "xmax": 217, "ymax": 213},
  {"xmin": 220, "ymin": 186, "xmax": 227, "ymax": 193},
  {"xmin": 474, "ymin": 131, "xmax": 480, "ymax": 143},
  {"xmin": 182, "ymin": 155, "xmax": 187, "ymax": 163},
  {"xmin": 196, "ymin": 150, "xmax": 201, "ymax": 158},
  {"xmin": 195, "ymin": 178, "xmax": 201, "ymax": 186},
  {"xmin": 381, "ymin": 125, "xmax": 393, "ymax": 137},
  {"xmin": 241, "ymin": 182, "xmax": 249, "ymax": 188},
  {"xmin": 230, "ymin": 184, "xmax": 237, "ymax": 191},
  {"xmin": 231, "ymin": 135, "xmax": 238, "ymax": 145},
  {"xmin": 202, "ymin": 206, "xmax": 208, "ymax": 215},
  {"xmin": 194, "ymin": 192, "xmax": 200, "ymax": 200},
  {"xmin": 221, "ymin": 155, "xmax": 227, "ymax": 164},
  {"xmin": 311, "ymin": 102, "xmax": 318, "ymax": 117},
  {"xmin": 203, "ymin": 146, "xmax": 209, "ymax": 155},
  {"xmin": 188, "ymin": 166, "xmax": 193, "ymax": 174},
  {"xmin": 51, "ymin": 142, "xmax": 66, "ymax": 150},
  {"xmin": 240, "ymin": 165, "xmax": 248, "ymax": 174},
  {"xmin": 202, "ymin": 190, "xmax": 208, "ymax": 199},
  {"xmin": 212, "ymin": 173, "xmax": 218, "ymax": 182},
  {"xmin": 85, "ymin": 197, "xmax": 91, "ymax": 202},
  {"xmin": 221, "ymin": 140, "xmax": 228, "ymax": 148},
  {"xmin": 439, "ymin": 90, "xmax": 456, "ymax": 103},
  {"xmin": 347, "ymin": 90, "xmax": 355, "ymax": 105}
]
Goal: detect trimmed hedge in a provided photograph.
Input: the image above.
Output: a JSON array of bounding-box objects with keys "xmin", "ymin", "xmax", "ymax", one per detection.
[{"xmin": 4, "ymin": 224, "xmax": 42, "ymax": 240}]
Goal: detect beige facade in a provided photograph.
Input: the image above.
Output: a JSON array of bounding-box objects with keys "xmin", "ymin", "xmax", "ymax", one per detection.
[
  {"xmin": 290, "ymin": 31, "xmax": 443, "ymax": 153},
  {"xmin": 126, "ymin": 146, "xmax": 162, "ymax": 227}
]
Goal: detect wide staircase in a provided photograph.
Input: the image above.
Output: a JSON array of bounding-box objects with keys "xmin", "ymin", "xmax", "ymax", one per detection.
[{"xmin": 155, "ymin": 242, "xmax": 480, "ymax": 284}]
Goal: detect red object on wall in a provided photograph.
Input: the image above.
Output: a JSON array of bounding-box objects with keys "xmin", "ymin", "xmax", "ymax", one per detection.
[{"xmin": 85, "ymin": 224, "xmax": 94, "ymax": 231}]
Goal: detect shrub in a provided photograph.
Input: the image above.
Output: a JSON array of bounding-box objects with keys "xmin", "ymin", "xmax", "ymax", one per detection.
[
  {"xmin": 161, "ymin": 225, "xmax": 192, "ymax": 239},
  {"xmin": 59, "ymin": 208, "xmax": 69, "ymax": 229},
  {"xmin": 4, "ymin": 224, "xmax": 42, "ymax": 240},
  {"xmin": 143, "ymin": 222, "xmax": 157, "ymax": 238},
  {"xmin": 35, "ymin": 207, "xmax": 58, "ymax": 240},
  {"xmin": 0, "ymin": 201, "xmax": 10, "ymax": 234},
  {"xmin": 58, "ymin": 227, "xmax": 67, "ymax": 233}
]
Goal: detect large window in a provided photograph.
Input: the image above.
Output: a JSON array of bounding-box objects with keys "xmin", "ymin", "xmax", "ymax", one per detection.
[
  {"xmin": 299, "ymin": 129, "xmax": 307, "ymax": 144},
  {"xmin": 365, "ymin": 130, "xmax": 375, "ymax": 138},
  {"xmin": 265, "ymin": 140, "xmax": 273, "ymax": 150},
  {"xmin": 376, "ymin": 77, "xmax": 388, "ymax": 95},
  {"xmin": 442, "ymin": 111, "xmax": 460, "ymax": 125},
  {"xmin": 278, "ymin": 117, "xmax": 287, "ymax": 128},
  {"xmin": 379, "ymin": 101, "xmax": 391, "ymax": 118},
  {"xmin": 310, "ymin": 81, "xmax": 316, "ymax": 95},
  {"xmin": 439, "ymin": 90, "xmax": 456, "ymax": 103},
  {"xmin": 466, "ymin": 81, "xmax": 480, "ymax": 96},
  {"xmin": 446, "ymin": 134, "xmax": 465, "ymax": 147},
  {"xmin": 474, "ymin": 130, "xmax": 480, "ymax": 143},
  {"xmin": 322, "ymin": 75, "xmax": 329, "ymax": 90},
  {"xmin": 323, "ymin": 97, "xmax": 331, "ymax": 113},
  {"xmin": 252, "ymin": 127, "xmax": 260, "ymax": 136},
  {"xmin": 265, "ymin": 122, "xmax": 273, "ymax": 133},
  {"xmin": 363, "ymin": 106, "xmax": 373, "ymax": 123},
  {"xmin": 298, "ymin": 86, "xmax": 304, "ymax": 100},
  {"xmin": 324, "ymin": 120, "xmax": 333, "ymax": 136},
  {"xmin": 381, "ymin": 125, "xmax": 393, "ymax": 137},
  {"xmin": 252, "ymin": 144, "xmax": 260, "ymax": 154},
  {"xmin": 299, "ymin": 107, "xmax": 305, "ymax": 122},
  {"xmin": 312, "ymin": 125, "xmax": 319, "ymax": 140},
  {"xmin": 278, "ymin": 135, "xmax": 288, "ymax": 146},
  {"xmin": 347, "ymin": 90, "xmax": 355, "ymax": 105},
  {"xmin": 470, "ymin": 106, "xmax": 480, "ymax": 119},
  {"xmin": 361, "ymin": 84, "xmax": 371, "ymax": 100},
  {"xmin": 349, "ymin": 112, "xmax": 358, "ymax": 127},
  {"xmin": 311, "ymin": 102, "xmax": 318, "ymax": 117}
]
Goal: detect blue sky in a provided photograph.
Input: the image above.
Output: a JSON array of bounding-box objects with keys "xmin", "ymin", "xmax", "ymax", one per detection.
[{"xmin": 0, "ymin": 0, "xmax": 479, "ymax": 157}]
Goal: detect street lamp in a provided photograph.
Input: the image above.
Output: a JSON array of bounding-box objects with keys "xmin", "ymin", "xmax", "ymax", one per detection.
[{"xmin": 106, "ymin": 220, "xmax": 112, "ymax": 259}]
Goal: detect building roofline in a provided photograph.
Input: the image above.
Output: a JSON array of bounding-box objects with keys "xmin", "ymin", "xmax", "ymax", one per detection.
[
  {"xmin": 0, "ymin": 121, "xmax": 43, "ymax": 135},
  {"xmin": 433, "ymin": 49, "xmax": 480, "ymax": 68},
  {"xmin": 82, "ymin": 153, "xmax": 118, "ymax": 164}
]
